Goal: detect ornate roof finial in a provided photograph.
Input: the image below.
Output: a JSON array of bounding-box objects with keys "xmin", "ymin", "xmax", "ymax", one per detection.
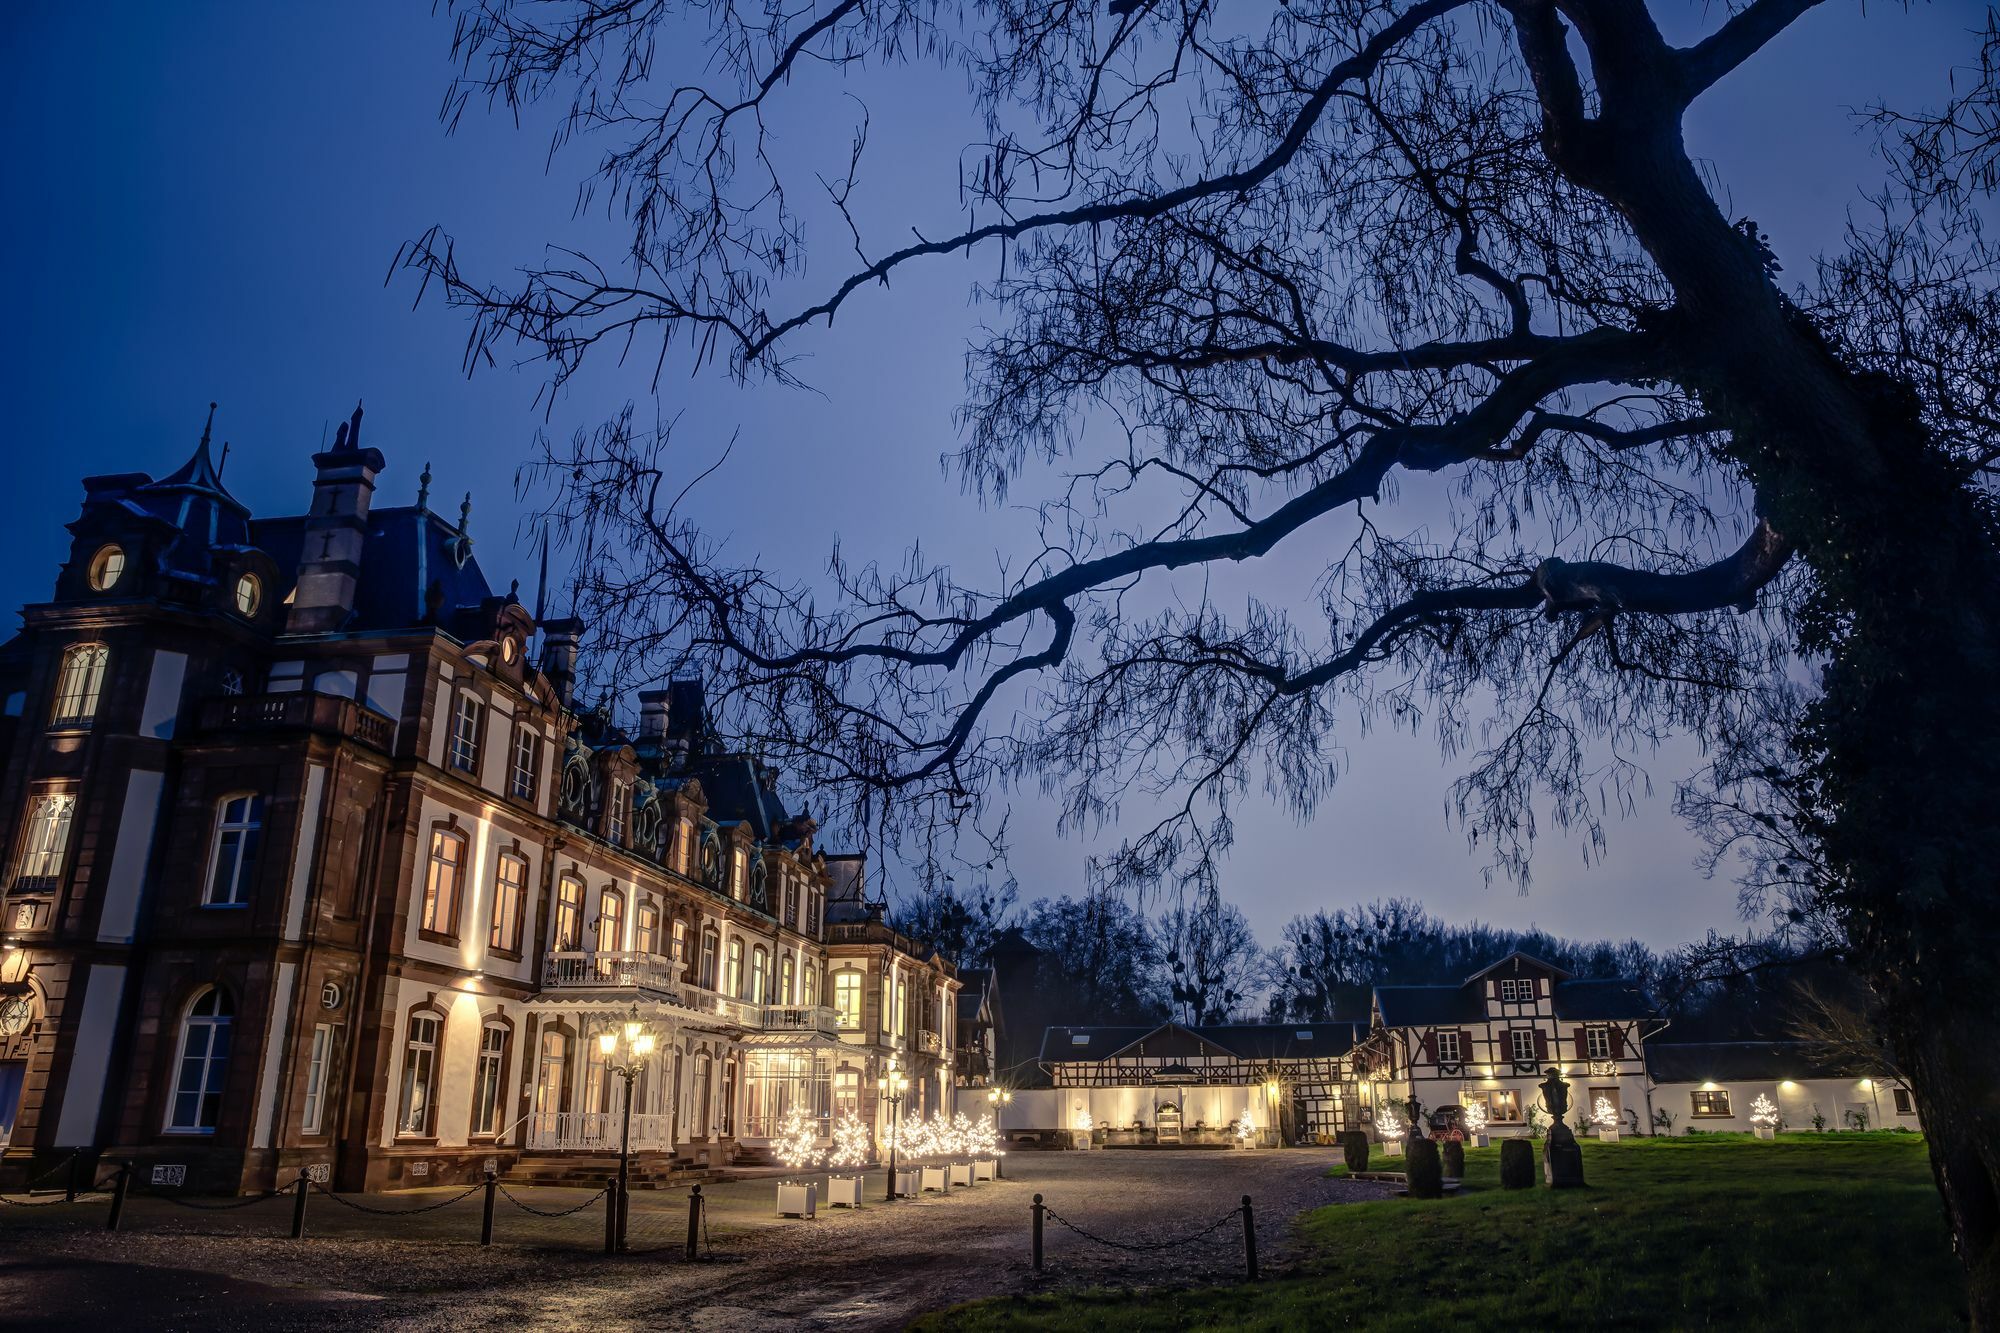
[
  {"xmin": 459, "ymin": 492, "xmax": 473, "ymax": 535},
  {"xmin": 417, "ymin": 461, "xmax": 432, "ymax": 509},
  {"xmin": 200, "ymin": 401, "xmax": 217, "ymax": 450},
  {"xmin": 343, "ymin": 401, "xmax": 364, "ymax": 453}
]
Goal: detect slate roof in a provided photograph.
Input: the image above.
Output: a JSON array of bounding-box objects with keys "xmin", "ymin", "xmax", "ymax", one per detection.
[
  {"xmin": 1372, "ymin": 984, "xmax": 1486, "ymax": 1027},
  {"xmin": 1645, "ymin": 1041, "xmax": 1891, "ymax": 1083},
  {"xmin": 252, "ymin": 506, "xmax": 495, "ymax": 634}
]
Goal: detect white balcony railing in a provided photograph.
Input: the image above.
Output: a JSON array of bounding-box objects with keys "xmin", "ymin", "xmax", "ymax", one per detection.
[
  {"xmin": 540, "ymin": 951, "xmax": 841, "ymax": 1037},
  {"xmin": 760, "ymin": 1005, "xmax": 842, "ymax": 1038},
  {"xmin": 918, "ymin": 1029, "xmax": 943, "ymax": 1055},
  {"xmin": 527, "ymin": 1111, "xmax": 675, "ymax": 1153}
]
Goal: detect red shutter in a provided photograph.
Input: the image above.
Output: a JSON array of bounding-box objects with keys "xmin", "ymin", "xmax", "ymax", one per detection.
[
  {"xmin": 1574, "ymin": 1029, "xmax": 1589, "ymax": 1059},
  {"xmin": 1609, "ymin": 1027, "xmax": 1627, "ymax": 1058},
  {"xmin": 1533, "ymin": 1030, "xmax": 1549, "ymax": 1061},
  {"xmin": 1421, "ymin": 1032, "xmax": 1438, "ymax": 1064}
]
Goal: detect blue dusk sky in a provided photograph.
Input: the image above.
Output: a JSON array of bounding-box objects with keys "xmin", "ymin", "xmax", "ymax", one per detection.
[{"xmin": 0, "ymin": 1, "xmax": 1980, "ymax": 950}]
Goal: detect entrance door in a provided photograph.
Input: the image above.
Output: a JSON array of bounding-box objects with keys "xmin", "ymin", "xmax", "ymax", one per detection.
[{"xmin": 536, "ymin": 1031, "xmax": 570, "ymax": 1113}]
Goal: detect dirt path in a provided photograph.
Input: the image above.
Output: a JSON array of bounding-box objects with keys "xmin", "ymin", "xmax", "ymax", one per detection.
[{"xmin": 0, "ymin": 1149, "xmax": 1388, "ymax": 1330}]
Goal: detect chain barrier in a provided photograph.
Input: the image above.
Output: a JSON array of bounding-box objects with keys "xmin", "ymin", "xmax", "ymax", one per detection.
[
  {"xmin": 0, "ymin": 1188, "xmax": 108, "ymax": 1208},
  {"xmin": 309, "ymin": 1178, "xmax": 484, "ymax": 1216},
  {"xmin": 496, "ymin": 1182, "xmax": 609, "ymax": 1219},
  {"xmin": 1040, "ymin": 1203, "xmax": 1243, "ymax": 1254}
]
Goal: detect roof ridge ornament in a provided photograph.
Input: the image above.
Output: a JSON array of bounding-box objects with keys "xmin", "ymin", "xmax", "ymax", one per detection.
[{"xmin": 416, "ymin": 461, "xmax": 432, "ymax": 509}]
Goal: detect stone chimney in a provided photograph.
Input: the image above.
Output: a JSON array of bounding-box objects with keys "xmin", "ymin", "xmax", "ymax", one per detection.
[
  {"xmin": 287, "ymin": 403, "xmax": 385, "ymax": 634},
  {"xmin": 540, "ymin": 617, "xmax": 584, "ymax": 707},
  {"xmin": 638, "ymin": 689, "xmax": 670, "ymax": 740}
]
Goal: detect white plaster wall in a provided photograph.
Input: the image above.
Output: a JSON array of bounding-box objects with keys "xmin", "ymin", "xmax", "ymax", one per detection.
[
  {"xmin": 1652, "ymin": 1077, "xmax": 1919, "ymax": 1134},
  {"xmin": 977, "ymin": 1085, "xmax": 1257, "ymax": 1136}
]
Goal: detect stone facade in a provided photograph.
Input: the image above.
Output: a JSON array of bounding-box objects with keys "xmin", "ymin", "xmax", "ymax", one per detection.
[{"xmin": 0, "ymin": 405, "xmax": 957, "ymax": 1193}]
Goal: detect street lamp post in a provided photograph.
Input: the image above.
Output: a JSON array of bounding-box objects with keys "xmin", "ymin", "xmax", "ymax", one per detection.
[
  {"xmin": 987, "ymin": 1087, "xmax": 1013, "ymax": 1176},
  {"xmin": 599, "ymin": 1009, "xmax": 657, "ymax": 1250},
  {"xmin": 878, "ymin": 1057, "xmax": 909, "ymax": 1201}
]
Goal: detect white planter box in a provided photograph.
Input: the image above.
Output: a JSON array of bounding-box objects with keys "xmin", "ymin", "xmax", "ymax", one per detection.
[
  {"xmin": 1754, "ymin": 1125, "xmax": 1776, "ymax": 1140},
  {"xmin": 1471, "ymin": 1133, "xmax": 1490, "ymax": 1148},
  {"xmin": 894, "ymin": 1167, "xmax": 922, "ymax": 1197},
  {"xmin": 1072, "ymin": 1130, "xmax": 1093, "ymax": 1151},
  {"xmin": 973, "ymin": 1159, "xmax": 996, "ymax": 1181},
  {"xmin": 1598, "ymin": 1127, "xmax": 1620, "ymax": 1143},
  {"xmin": 948, "ymin": 1161, "xmax": 975, "ymax": 1187},
  {"xmin": 776, "ymin": 1182, "xmax": 818, "ymax": 1218},
  {"xmin": 1380, "ymin": 1139, "xmax": 1403, "ymax": 1156},
  {"xmin": 825, "ymin": 1175, "xmax": 864, "ymax": 1209},
  {"xmin": 920, "ymin": 1165, "xmax": 948, "ymax": 1193}
]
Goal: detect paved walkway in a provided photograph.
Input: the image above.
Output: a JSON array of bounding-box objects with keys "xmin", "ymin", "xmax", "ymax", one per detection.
[{"xmin": 0, "ymin": 1149, "xmax": 1392, "ymax": 1329}]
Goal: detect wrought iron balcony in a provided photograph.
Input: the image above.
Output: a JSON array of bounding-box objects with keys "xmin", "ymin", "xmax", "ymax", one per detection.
[{"xmin": 918, "ymin": 1029, "xmax": 943, "ymax": 1055}]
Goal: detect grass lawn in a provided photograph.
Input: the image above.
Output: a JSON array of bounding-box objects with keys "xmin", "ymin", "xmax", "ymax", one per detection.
[{"xmin": 917, "ymin": 1133, "xmax": 1964, "ymax": 1331}]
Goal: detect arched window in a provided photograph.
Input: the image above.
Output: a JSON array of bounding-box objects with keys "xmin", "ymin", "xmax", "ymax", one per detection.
[
  {"xmin": 489, "ymin": 852, "xmax": 529, "ymax": 955},
  {"xmin": 726, "ymin": 938, "xmax": 745, "ymax": 998},
  {"xmin": 636, "ymin": 900, "xmax": 661, "ymax": 956},
  {"xmin": 833, "ymin": 970, "xmax": 863, "ymax": 1030},
  {"xmin": 803, "ymin": 964, "xmax": 819, "ymax": 1008},
  {"xmin": 397, "ymin": 1008, "xmax": 443, "ymax": 1136},
  {"xmin": 597, "ymin": 888, "xmax": 626, "ymax": 954},
  {"xmin": 780, "ymin": 954, "xmax": 796, "ymax": 1007},
  {"xmin": 420, "ymin": 829, "xmax": 467, "ymax": 938},
  {"xmin": 203, "ymin": 794, "xmax": 264, "ymax": 907},
  {"xmin": 720, "ymin": 1055, "xmax": 737, "ymax": 1136},
  {"xmin": 15, "ymin": 793, "xmax": 76, "ymax": 884},
  {"xmin": 750, "ymin": 946, "xmax": 770, "ymax": 1004},
  {"xmin": 554, "ymin": 874, "xmax": 584, "ymax": 950},
  {"xmin": 693, "ymin": 1050, "xmax": 714, "ymax": 1135},
  {"xmin": 472, "ymin": 1022, "xmax": 509, "ymax": 1136},
  {"xmin": 50, "ymin": 644, "xmax": 108, "ymax": 728},
  {"xmin": 535, "ymin": 1028, "xmax": 570, "ymax": 1118},
  {"xmin": 166, "ymin": 988, "xmax": 233, "ymax": 1132}
]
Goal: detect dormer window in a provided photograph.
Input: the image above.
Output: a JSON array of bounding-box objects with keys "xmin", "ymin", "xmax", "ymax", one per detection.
[
  {"xmin": 88, "ymin": 545, "xmax": 126, "ymax": 592},
  {"xmin": 233, "ymin": 572, "xmax": 263, "ymax": 618},
  {"xmin": 449, "ymin": 694, "xmax": 484, "ymax": 773},
  {"xmin": 608, "ymin": 780, "xmax": 629, "ymax": 845},
  {"xmin": 499, "ymin": 636, "xmax": 519, "ymax": 666},
  {"xmin": 1499, "ymin": 978, "xmax": 1531, "ymax": 1003}
]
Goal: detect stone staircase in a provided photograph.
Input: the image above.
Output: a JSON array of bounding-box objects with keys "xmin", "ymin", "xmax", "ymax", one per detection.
[{"xmin": 502, "ymin": 1154, "xmax": 714, "ymax": 1191}]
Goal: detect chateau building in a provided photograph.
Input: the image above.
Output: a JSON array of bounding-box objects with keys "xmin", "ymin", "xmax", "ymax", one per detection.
[{"xmin": 0, "ymin": 405, "xmax": 956, "ymax": 1193}]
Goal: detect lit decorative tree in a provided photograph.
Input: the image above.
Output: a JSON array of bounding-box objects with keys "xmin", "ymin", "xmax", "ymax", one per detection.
[
  {"xmin": 948, "ymin": 1112, "xmax": 978, "ymax": 1158},
  {"xmin": 1072, "ymin": 1106, "xmax": 1094, "ymax": 1133},
  {"xmin": 1235, "ymin": 1112, "xmax": 1257, "ymax": 1144},
  {"xmin": 1750, "ymin": 1094, "xmax": 1781, "ymax": 1129},
  {"xmin": 773, "ymin": 1105, "xmax": 825, "ymax": 1170},
  {"xmin": 828, "ymin": 1113, "xmax": 873, "ymax": 1170},
  {"xmin": 1376, "ymin": 1107, "xmax": 1404, "ymax": 1140},
  {"xmin": 1461, "ymin": 1100, "xmax": 1490, "ymax": 1135},
  {"xmin": 971, "ymin": 1113, "xmax": 1004, "ymax": 1158},
  {"xmin": 1592, "ymin": 1096, "xmax": 1620, "ymax": 1129}
]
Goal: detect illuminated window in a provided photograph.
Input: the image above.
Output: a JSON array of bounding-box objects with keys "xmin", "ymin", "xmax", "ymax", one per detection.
[
  {"xmin": 780, "ymin": 954, "xmax": 796, "ymax": 1006},
  {"xmin": 50, "ymin": 644, "xmax": 108, "ymax": 727},
  {"xmin": 750, "ymin": 946, "xmax": 769, "ymax": 1004},
  {"xmin": 700, "ymin": 928, "xmax": 719, "ymax": 989},
  {"xmin": 671, "ymin": 919, "xmax": 689, "ymax": 963},
  {"xmin": 1690, "ymin": 1089, "xmax": 1732, "ymax": 1117},
  {"xmin": 167, "ymin": 988, "xmax": 234, "ymax": 1132},
  {"xmin": 233, "ymin": 572, "xmax": 262, "ymax": 617},
  {"xmin": 420, "ymin": 830, "xmax": 467, "ymax": 938},
  {"xmin": 16, "ymin": 793, "xmax": 76, "ymax": 883},
  {"xmin": 397, "ymin": 1012, "xmax": 442, "ymax": 1135},
  {"xmin": 88, "ymin": 545, "xmax": 125, "ymax": 591},
  {"xmin": 636, "ymin": 900, "xmax": 661, "ymax": 956},
  {"xmin": 833, "ymin": 971, "xmax": 862, "ymax": 1030},
  {"xmin": 598, "ymin": 889, "xmax": 626, "ymax": 953},
  {"xmin": 554, "ymin": 874, "xmax": 583, "ymax": 950},
  {"xmin": 489, "ymin": 852, "xmax": 528, "ymax": 954},
  {"xmin": 834, "ymin": 1069, "xmax": 860, "ymax": 1116},
  {"xmin": 727, "ymin": 938, "xmax": 745, "ymax": 997}
]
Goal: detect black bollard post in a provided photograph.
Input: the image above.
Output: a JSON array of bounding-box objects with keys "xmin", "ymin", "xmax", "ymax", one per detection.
[
  {"xmin": 1241, "ymin": 1195, "xmax": 1258, "ymax": 1280},
  {"xmin": 603, "ymin": 1176, "xmax": 619, "ymax": 1256},
  {"xmin": 106, "ymin": 1164, "xmax": 131, "ymax": 1232},
  {"xmin": 65, "ymin": 1152, "xmax": 80, "ymax": 1204},
  {"xmin": 291, "ymin": 1171, "xmax": 310, "ymax": 1239},
  {"xmin": 481, "ymin": 1170, "xmax": 497, "ymax": 1246},
  {"xmin": 1032, "ymin": 1193, "xmax": 1045, "ymax": 1272},
  {"xmin": 684, "ymin": 1184, "xmax": 703, "ymax": 1261},
  {"xmin": 996, "ymin": 1155, "xmax": 1004, "ymax": 1180}
]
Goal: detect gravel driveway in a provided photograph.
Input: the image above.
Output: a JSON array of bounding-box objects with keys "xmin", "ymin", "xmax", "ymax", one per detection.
[{"xmin": 0, "ymin": 1149, "xmax": 1390, "ymax": 1330}]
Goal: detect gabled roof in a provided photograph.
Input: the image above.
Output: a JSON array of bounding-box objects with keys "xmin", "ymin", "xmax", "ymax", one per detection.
[
  {"xmin": 1464, "ymin": 951, "xmax": 1574, "ymax": 985},
  {"xmin": 1645, "ymin": 1041, "xmax": 1892, "ymax": 1084},
  {"xmin": 1040, "ymin": 1020, "xmax": 1365, "ymax": 1064}
]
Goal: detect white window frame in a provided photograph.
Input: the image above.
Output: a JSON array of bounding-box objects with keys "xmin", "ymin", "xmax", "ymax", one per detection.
[
  {"xmin": 1499, "ymin": 978, "xmax": 1528, "ymax": 1003},
  {"xmin": 554, "ymin": 873, "xmax": 584, "ymax": 950},
  {"xmin": 1585, "ymin": 1025, "xmax": 1613, "ymax": 1061},
  {"xmin": 490, "ymin": 851, "xmax": 529, "ymax": 954},
  {"xmin": 509, "ymin": 729, "xmax": 540, "ymax": 801},
  {"xmin": 50, "ymin": 643, "xmax": 109, "ymax": 728},
  {"xmin": 398, "ymin": 1012, "xmax": 443, "ymax": 1137},
  {"xmin": 608, "ymin": 780, "xmax": 629, "ymax": 845},
  {"xmin": 420, "ymin": 829, "xmax": 467, "ymax": 938},
  {"xmin": 166, "ymin": 988, "xmax": 233, "ymax": 1133},
  {"xmin": 472, "ymin": 1023, "xmax": 508, "ymax": 1137},
  {"xmin": 449, "ymin": 693, "xmax": 483, "ymax": 773},
  {"xmin": 833, "ymin": 970, "xmax": 862, "ymax": 1030},
  {"xmin": 1435, "ymin": 1030, "xmax": 1462, "ymax": 1064},
  {"xmin": 203, "ymin": 794, "xmax": 264, "ymax": 907},
  {"xmin": 301, "ymin": 1023, "xmax": 334, "ymax": 1134},
  {"xmin": 1509, "ymin": 1028, "xmax": 1537, "ymax": 1062}
]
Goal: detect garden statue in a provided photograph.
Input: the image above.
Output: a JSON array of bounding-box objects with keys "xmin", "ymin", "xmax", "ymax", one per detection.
[{"xmin": 1537, "ymin": 1067, "xmax": 1585, "ymax": 1188}]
